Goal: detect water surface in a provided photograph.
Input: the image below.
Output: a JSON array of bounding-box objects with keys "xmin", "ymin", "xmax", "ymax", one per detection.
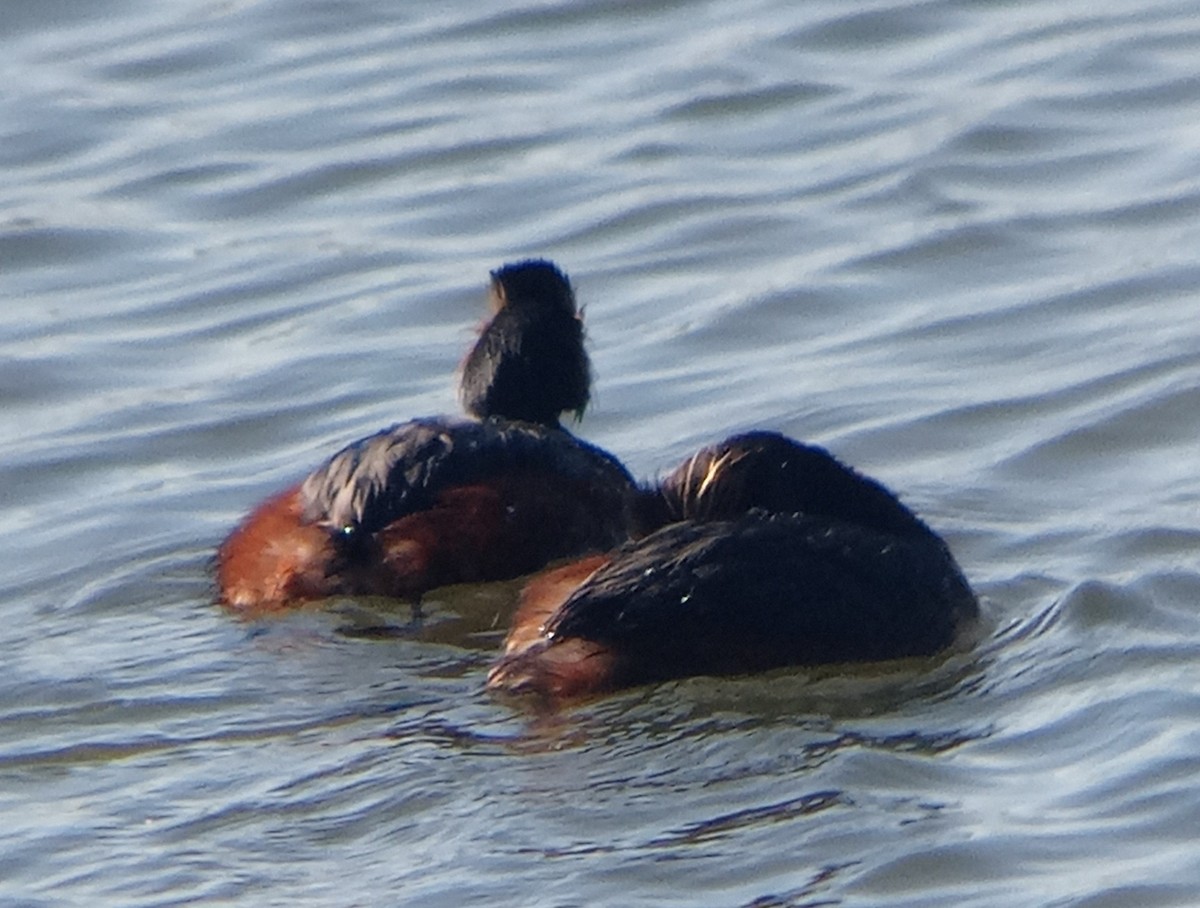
[{"xmin": 3, "ymin": 1, "xmax": 1200, "ymax": 905}]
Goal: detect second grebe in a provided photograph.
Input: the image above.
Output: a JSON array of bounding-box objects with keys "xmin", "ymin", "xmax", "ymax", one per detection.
[{"xmin": 488, "ymin": 431, "xmax": 978, "ymax": 699}]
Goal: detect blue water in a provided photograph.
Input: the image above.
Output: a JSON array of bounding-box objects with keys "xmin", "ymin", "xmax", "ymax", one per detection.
[{"xmin": 4, "ymin": 1, "xmax": 1200, "ymax": 905}]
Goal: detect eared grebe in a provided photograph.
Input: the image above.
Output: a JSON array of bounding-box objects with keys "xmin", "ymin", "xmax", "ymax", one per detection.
[
  {"xmin": 488, "ymin": 431, "xmax": 978, "ymax": 699},
  {"xmin": 216, "ymin": 260, "xmax": 636, "ymax": 611}
]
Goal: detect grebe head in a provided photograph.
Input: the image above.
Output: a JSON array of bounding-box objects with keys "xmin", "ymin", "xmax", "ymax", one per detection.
[
  {"xmin": 459, "ymin": 259, "xmax": 591, "ymax": 429},
  {"xmin": 486, "ymin": 258, "xmax": 578, "ymax": 317},
  {"xmin": 648, "ymin": 431, "xmax": 934, "ymax": 540}
]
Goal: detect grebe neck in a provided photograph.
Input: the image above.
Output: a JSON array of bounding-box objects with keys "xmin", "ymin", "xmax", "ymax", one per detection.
[{"xmin": 458, "ymin": 259, "xmax": 591, "ymax": 428}]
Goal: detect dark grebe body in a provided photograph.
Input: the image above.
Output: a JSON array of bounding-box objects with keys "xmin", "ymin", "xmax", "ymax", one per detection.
[
  {"xmin": 216, "ymin": 260, "xmax": 635, "ymax": 610},
  {"xmin": 488, "ymin": 432, "xmax": 978, "ymax": 699}
]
